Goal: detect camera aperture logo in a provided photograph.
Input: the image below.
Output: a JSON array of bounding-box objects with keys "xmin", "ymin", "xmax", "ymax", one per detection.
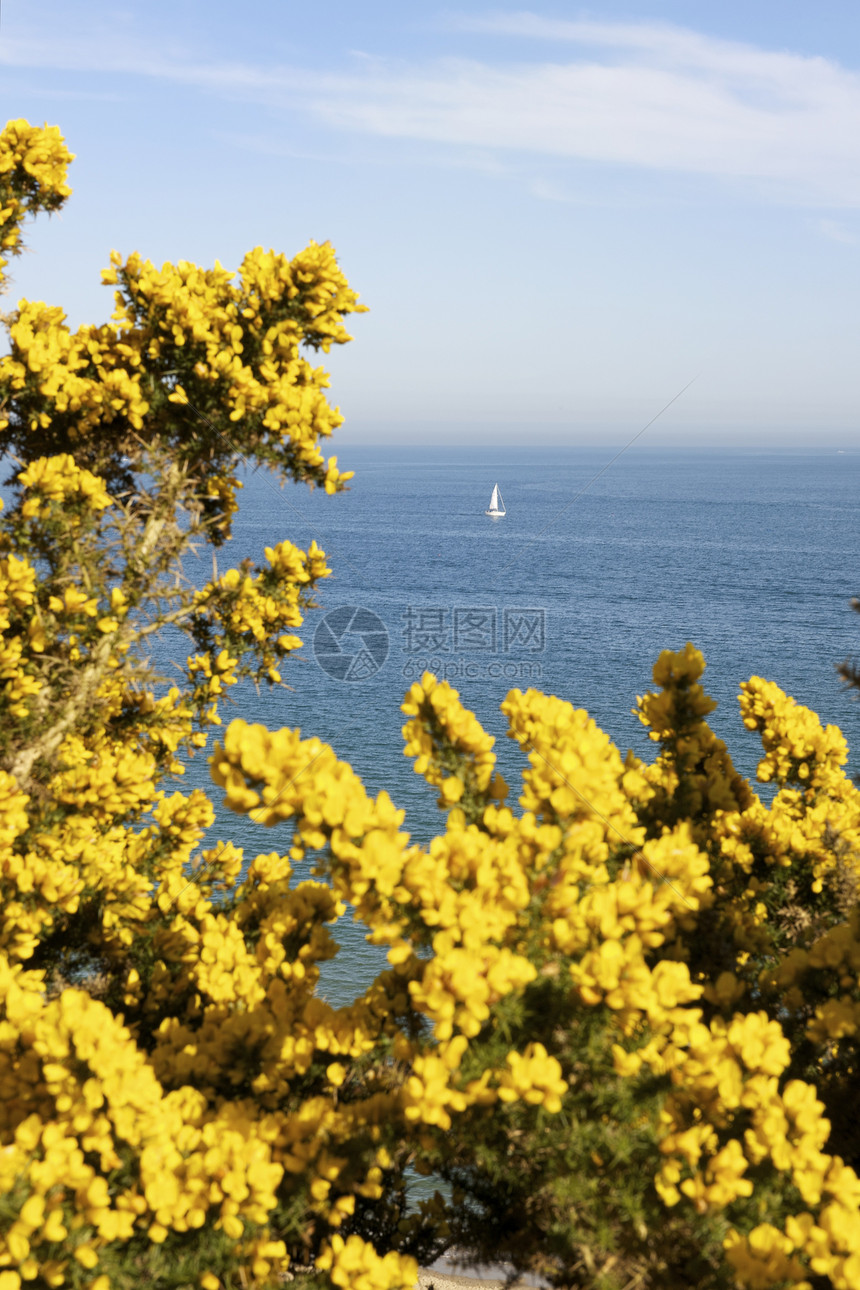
[{"xmin": 314, "ymin": 606, "xmax": 389, "ymax": 681}]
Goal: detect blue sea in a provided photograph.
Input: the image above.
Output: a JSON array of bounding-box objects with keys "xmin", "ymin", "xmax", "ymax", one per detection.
[{"xmin": 173, "ymin": 445, "xmax": 860, "ymax": 1003}]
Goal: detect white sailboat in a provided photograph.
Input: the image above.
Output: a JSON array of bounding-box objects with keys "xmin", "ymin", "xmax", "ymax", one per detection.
[{"xmin": 485, "ymin": 483, "xmax": 506, "ymax": 517}]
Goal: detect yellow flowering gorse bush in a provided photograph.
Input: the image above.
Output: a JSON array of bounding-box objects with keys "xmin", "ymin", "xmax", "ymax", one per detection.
[{"xmin": 0, "ymin": 120, "xmax": 859, "ymax": 1290}]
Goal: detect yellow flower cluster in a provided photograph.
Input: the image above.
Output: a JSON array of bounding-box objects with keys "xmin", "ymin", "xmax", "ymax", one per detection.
[
  {"xmin": 765, "ymin": 904, "xmax": 860, "ymax": 1112},
  {"xmin": 636, "ymin": 644, "xmax": 754, "ymax": 834},
  {"xmin": 0, "ymin": 961, "xmax": 290, "ymax": 1285},
  {"xmin": 634, "ymin": 998, "xmax": 860, "ymax": 1283},
  {"xmin": 502, "ymin": 685, "xmax": 644, "ymax": 846},
  {"xmin": 18, "ymin": 453, "xmax": 112, "ymax": 516},
  {"xmin": 497, "ymin": 1043, "xmax": 567, "ymax": 1112},
  {"xmin": 103, "ymin": 239, "xmax": 362, "ymax": 485},
  {"xmin": 3, "ymin": 210, "xmax": 362, "ymax": 547},
  {"xmin": 0, "ymin": 120, "xmax": 73, "ymax": 282},
  {"xmin": 402, "ymin": 672, "xmax": 499, "ymax": 810},
  {"xmin": 210, "ymin": 712, "xmax": 543, "ymax": 1056},
  {"xmin": 740, "ymin": 676, "xmax": 850, "ymax": 789},
  {"xmin": 725, "ymin": 1175, "xmax": 860, "ymax": 1290},
  {"xmin": 317, "ymin": 1234, "xmax": 417, "ymax": 1290},
  {"xmin": 187, "ymin": 537, "xmax": 330, "ymax": 720},
  {"xmin": 0, "ymin": 302, "xmax": 151, "ymax": 438},
  {"xmin": 0, "ymin": 551, "xmax": 44, "ymax": 720}
]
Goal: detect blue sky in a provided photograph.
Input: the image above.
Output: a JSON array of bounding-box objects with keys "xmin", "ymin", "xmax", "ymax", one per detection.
[{"xmin": 2, "ymin": 1, "xmax": 860, "ymax": 446}]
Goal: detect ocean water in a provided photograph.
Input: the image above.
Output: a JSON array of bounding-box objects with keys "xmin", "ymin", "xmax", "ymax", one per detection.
[{"xmin": 171, "ymin": 445, "xmax": 860, "ymax": 1002}]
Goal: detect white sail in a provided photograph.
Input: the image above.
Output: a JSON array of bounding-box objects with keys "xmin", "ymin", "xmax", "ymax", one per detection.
[{"xmin": 485, "ymin": 483, "xmax": 506, "ymax": 516}]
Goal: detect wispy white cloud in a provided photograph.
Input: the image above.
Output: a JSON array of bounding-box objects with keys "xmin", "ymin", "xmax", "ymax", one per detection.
[
  {"xmin": 3, "ymin": 83, "xmax": 123, "ymax": 102},
  {"xmin": 217, "ymin": 129, "xmax": 510, "ymax": 179},
  {"xmin": 296, "ymin": 20, "xmax": 860, "ymax": 207},
  {"xmin": 450, "ymin": 10, "xmax": 838, "ymax": 80},
  {"xmin": 528, "ymin": 178, "xmax": 580, "ymax": 204},
  {"xmin": 4, "ymin": 13, "xmax": 860, "ymax": 206},
  {"xmin": 817, "ymin": 218, "xmax": 857, "ymax": 244}
]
